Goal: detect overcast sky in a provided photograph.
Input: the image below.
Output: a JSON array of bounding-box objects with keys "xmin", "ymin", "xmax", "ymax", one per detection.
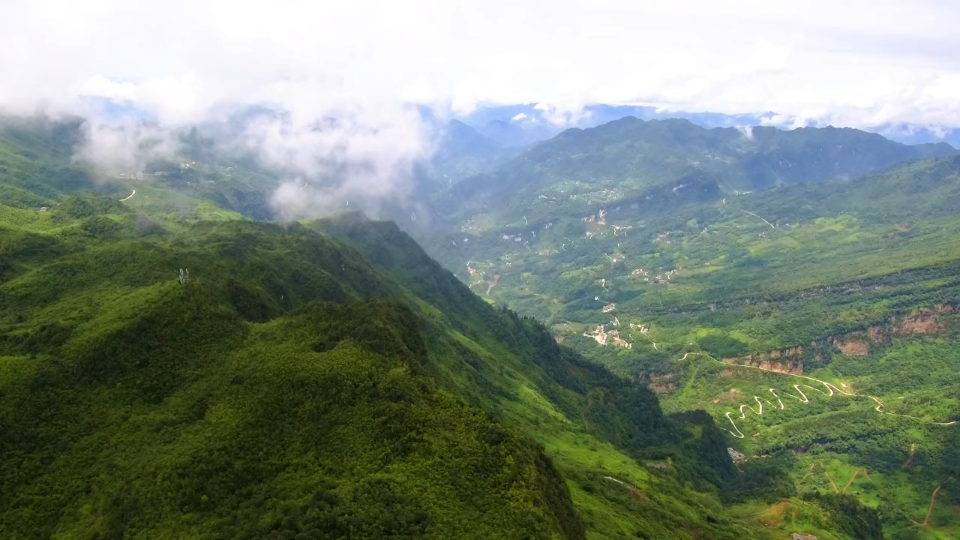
[{"xmin": 2, "ymin": 0, "xmax": 959, "ymax": 130}]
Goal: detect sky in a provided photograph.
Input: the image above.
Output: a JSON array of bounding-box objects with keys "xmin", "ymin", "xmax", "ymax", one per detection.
[
  {"xmin": 2, "ymin": 0, "xmax": 959, "ymax": 127},
  {"xmin": 2, "ymin": 0, "xmax": 959, "ymax": 215}
]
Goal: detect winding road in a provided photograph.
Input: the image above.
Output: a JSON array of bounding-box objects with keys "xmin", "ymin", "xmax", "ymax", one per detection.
[
  {"xmin": 673, "ymin": 352, "xmax": 957, "ymax": 526},
  {"xmin": 675, "ymin": 352, "xmax": 957, "ymax": 438},
  {"xmin": 119, "ymin": 189, "xmax": 136, "ymax": 202},
  {"xmin": 739, "ymin": 208, "xmax": 775, "ymax": 229}
]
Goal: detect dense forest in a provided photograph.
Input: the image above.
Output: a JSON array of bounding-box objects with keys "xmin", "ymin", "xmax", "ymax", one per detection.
[{"xmin": 2, "ymin": 114, "xmax": 957, "ymax": 539}]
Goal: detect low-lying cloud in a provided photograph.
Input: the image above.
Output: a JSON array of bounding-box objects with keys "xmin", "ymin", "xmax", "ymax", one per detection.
[
  {"xmin": 73, "ymin": 118, "xmax": 179, "ymax": 174},
  {"xmin": 238, "ymin": 104, "xmax": 432, "ymax": 218}
]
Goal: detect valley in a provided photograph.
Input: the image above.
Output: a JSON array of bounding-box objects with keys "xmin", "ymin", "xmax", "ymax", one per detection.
[
  {"xmin": 4, "ymin": 3, "xmax": 960, "ymax": 539},
  {"xmin": 2, "ymin": 114, "xmax": 958, "ymax": 539},
  {"xmin": 419, "ymin": 118, "xmax": 960, "ymax": 538},
  {"xmin": 0, "ymin": 117, "xmax": 831, "ymax": 539}
]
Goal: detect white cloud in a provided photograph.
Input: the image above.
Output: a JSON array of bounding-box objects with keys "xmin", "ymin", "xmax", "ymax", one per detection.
[
  {"xmin": 73, "ymin": 118, "xmax": 179, "ymax": 174},
  {"xmin": 1, "ymin": 0, "xmax": 960, "ymax": 211},
  {"xmin": 1, "ymin": 0, "xmax": 956, "ymax": 127},
  {"xmin": 534, "ymin": 102, "xmax": 593, "ymax": 127},
  {"xmin": 238, "ymin": 101, "xmax": 431, "ymax": 218},
  {"xmin": 77, "ymin": 76, "xmax": 139, "ymax": 103}
]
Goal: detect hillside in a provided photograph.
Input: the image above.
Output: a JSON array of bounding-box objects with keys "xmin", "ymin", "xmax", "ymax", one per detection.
[
  {"xmin": 442, "ymin": 117, "xmax": 955, "ymax": 228},
  {"xmin": 424, "ymin": 120, "xmax": 517, "ymax": 184},
  {"xmin": 422, "ymin": 134, "xmax": 960, "ymax": 538},
  {"xmin": 0, "ymin": 116, "xmax": 887, "ymax": 539}
]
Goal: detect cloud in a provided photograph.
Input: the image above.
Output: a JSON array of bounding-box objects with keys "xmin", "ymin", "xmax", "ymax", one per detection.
[
  {"xmin": 533, "ymin": 102, "xmax": 593, "ymax": 127},
  {"xmin": 2, "ymin": 0, "xmax": 960, "ymax": 204},
  {"xmin": 73, "ymin": 118, "xmax": 179, "ymax": 174},
  {"xmin": 234, "ymin": 102, "xmax": 432, "ymax": 218}
]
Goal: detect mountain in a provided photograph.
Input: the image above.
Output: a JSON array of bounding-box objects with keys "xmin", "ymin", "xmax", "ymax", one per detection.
[
  {"xmin": 442, "ymin": 116, "xmax": 955, "ymax": 226},
  {"xmin": 418, "ymin": 117, "xmax": 960, "ymax": 537},
  {"xmin": 457, "ymin": 104, "xmax": 777, "ymax": 147},
  {"xmin": 422, "ymin": 120, "xmax": 517, "ymax": 186},
  {"xmin": 0, "ymin": 116, "xmax": 893, "ymax": 539},
  {"xmin": 456, "ymin": 103, "xmax": 960, "ymax": 149}
]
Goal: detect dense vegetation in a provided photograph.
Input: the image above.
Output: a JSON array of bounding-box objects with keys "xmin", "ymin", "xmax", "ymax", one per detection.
[
  {"xmin": 438, "ymin": 116, "xmax": 955, "ymax": 226},
  {"xmin": 7, "ymin": 113, "xmax": 958, "ymax": 538},
  {"xmin": 0, "ymin": 116, "xmax": 845, "ymax": 539},
  {"xmin": 419, "ymin": 117, "xmax": 960, "ymax": 538}
]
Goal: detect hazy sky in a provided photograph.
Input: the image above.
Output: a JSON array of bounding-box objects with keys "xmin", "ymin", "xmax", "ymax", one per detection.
[
  {"xmin": 2, "ymin": 0, "xmax": 959, "ymax": 129},
  {"xmin": 3, "ymin": 0, "xmax": 959, "ymax": 218}
]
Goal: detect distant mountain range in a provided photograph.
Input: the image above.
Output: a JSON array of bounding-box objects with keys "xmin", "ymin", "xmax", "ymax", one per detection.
[
  {"xmin": 453, "ymin": 103, "xmax": 960, "ymax": 149},
  {"xmin": 438, "ymin": 116, "xmax": 957, "ymax": 225}
]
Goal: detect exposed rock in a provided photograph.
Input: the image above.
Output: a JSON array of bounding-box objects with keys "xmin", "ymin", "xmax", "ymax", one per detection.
[
  {"xmin": 727, "ymin": 447, "xmax": 748, "ymax": 465},
  {"xmin": 647, "ymin": 372, "xmax": 676, "ymax": 394},
  {"xmin": 609, "ymin": 331, "xmax": 632, "ymax": 349},
  {"xmin": 583, "ymin": 325, "xmax": 632, "ymax": 349},
  {"xmin": 832, "ymin": 338, "xmax": 869, "ymax": 356},
  {"xmin": 792, "ymin": 534, "xmax": 818, "ymax": 540},
  {"xmin": 897, "ymin": 309, "xmax": 946, "ymax": 335},
  {"xmin": 723, "ymin": 346, "xmax": 804, "ymax": 375},
  {"xmin": 585, "ymin": 325, "xmax": 609, "ymax": 346},
  {"xmin": 867, "ymin": 325, "xmax": 885, "ymax": 343}
]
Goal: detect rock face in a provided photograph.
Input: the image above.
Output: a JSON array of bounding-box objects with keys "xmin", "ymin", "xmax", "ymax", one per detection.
[
  {"xmin": 832, "ymin": 338, "xmax": 870, "ymax": 356},
  {"xmin": 791, "ymin": 534, "xmax": 818, "ymax": 540},
  {"xmin": 827, "ymin": 305, "xmax": 954, "ymax": 355},
  {"xmin": 727, "ymin": 447, "xmax": 748, "ymax": 465},
  {"xmin": 714, "ymin": 305, "xmax": 953, "ymax": 374},
  {"xmin": 647, "ymin": 372, "xmax": 676, "ymax": 394},
  {"xmin": 897, "ymin": 309, "xmax": 946, "ymax": 335},
  {"xmin": 723, "ymin": 347, "xmax": 804, "ymax": 375}
]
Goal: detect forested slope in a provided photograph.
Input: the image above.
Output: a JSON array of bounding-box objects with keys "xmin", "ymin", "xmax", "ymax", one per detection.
[{"xmin": 0, "ymin": 118, "xmax": 852, "ymax": 539}]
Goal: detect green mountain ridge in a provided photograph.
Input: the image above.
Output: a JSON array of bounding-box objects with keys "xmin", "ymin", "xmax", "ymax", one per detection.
[{"xmin": 442, "ymin": 116, "xmax": 956, "ymax": 228}]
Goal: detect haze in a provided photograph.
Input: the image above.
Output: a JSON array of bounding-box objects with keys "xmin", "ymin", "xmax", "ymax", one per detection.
[{"xmin": 2, "ymin": 0, "xmax": 959, "ymax": 129}]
